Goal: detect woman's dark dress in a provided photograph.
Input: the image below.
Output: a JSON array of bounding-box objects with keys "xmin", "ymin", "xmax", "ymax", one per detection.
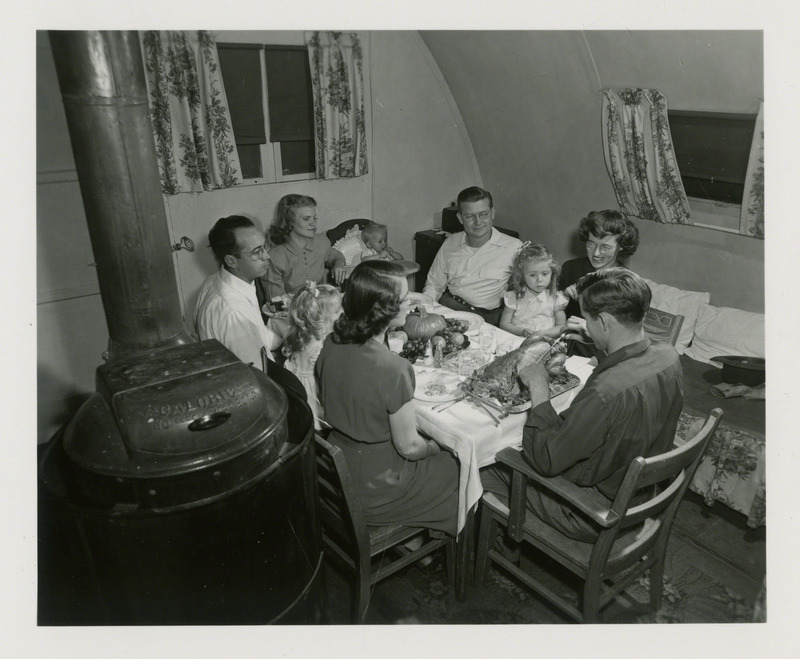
[{"xmin": 315, "ymin": 336, "xmax": 459, "ymax": 536}]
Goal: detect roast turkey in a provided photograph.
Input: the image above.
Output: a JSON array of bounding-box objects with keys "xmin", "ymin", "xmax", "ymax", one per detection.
[{"xmin": 461, "ymin": 336, "xmax": 569, "ymax": 407}]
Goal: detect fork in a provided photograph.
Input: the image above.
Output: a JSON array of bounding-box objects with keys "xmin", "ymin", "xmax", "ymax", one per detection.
[{"xmin": 534, "ymin": 337, "xmax": 567, "ymax": 365}]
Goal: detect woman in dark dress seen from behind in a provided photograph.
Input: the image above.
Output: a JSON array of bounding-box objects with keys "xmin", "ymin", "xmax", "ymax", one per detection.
[{"xmin": 315, "ymin": 260, "xmax": 459, "ymax": 536}]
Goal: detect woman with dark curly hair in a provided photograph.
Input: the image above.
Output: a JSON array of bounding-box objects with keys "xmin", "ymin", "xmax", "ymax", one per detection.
[
  {"xmin": 315, "ymin": 260, "xmax": 459, "ymax": 536},
  {"xmin": 264, "ymin": 193, "xmax": 347, "ymax": 298},
  {"xmin": 559, "ymin": 210, "xmax": 640, "ymax": 321}
]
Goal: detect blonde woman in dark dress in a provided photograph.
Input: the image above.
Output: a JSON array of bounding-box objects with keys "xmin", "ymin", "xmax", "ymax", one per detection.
[{"xmin": 315, "ymin": 260, "xmax": 459, "ymax": 536}]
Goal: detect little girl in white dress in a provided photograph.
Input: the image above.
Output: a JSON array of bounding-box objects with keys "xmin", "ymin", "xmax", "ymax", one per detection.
[
  {"xmin": 500, "ymin": 243, "xmax": 568, "ymax": 340},
  {"xmin": 282, "ymin": 282, "xmax": 342, "ymax": 430}
]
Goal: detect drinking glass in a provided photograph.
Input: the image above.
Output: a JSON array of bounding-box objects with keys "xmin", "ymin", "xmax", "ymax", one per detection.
[{"xmin": 387, "ymin": 335, "xmax": 404, "ymax": 354}]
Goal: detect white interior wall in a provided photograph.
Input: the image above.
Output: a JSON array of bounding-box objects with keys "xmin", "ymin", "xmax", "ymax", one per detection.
[{"xmin": 36, "ymin": 30, "xmax": 477, "ymax": 442}]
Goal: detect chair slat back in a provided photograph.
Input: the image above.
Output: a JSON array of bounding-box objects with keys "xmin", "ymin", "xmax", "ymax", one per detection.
[
  {"xmin": 643, "ymin": 307, "xmax": 685, "ymax": 347},
  {"xmin": 611, "ymin": 408, "xmax": 722, "ymax": 530},
  {"xmin": 315, "ymin": 434, "xmax": 369, "ymax": 549}
]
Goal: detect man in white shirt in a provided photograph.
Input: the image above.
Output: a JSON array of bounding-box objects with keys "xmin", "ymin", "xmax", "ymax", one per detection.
[
  {"xmin": 422, "ymin": 186, "xmax": 522, "ymax": 325},
  {"xmin": 195, "ymin": 215, "xmax": 280, "ymax": 368}
]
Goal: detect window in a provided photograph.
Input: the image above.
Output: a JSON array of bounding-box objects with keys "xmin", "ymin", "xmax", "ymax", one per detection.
[
  {"xmin": 668, "ymin": 110, "xmax": 756, "ymax": 204},
  {"xmin": 668, "ymin": 110, "xmax": 757, "ymax": 232},
  {"xmin": 217, "ymin": 43, "xmax": 315, "ymax": 183}
]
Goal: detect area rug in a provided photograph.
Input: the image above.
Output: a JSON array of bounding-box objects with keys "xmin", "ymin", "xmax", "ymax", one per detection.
[{"xmin": 322, "ymin": 543, "xmax": 760, "ymax": 624}]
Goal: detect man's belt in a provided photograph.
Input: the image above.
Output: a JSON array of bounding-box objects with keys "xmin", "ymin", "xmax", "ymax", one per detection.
[{"xmin": 445, "ymin": 290, "xmax": 502, "ymax": 314}]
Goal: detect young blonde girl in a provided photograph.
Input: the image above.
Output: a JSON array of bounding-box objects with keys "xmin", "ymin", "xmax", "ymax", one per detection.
[
  {"xmin": 500, "ymin": 243, "xmax": 568, "ymax": 339},
  {"xmin": 282, "ymin": 282, "xmax": 342, "ymax": 430}
]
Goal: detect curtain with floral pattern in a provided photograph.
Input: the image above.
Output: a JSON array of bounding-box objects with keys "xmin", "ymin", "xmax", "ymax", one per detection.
[
  {"xmin": 305, "ymin": 31, "xmax": 368, "ymax": 180},
  {"xmin": 602, "ymin": 88, "xmax": 691, "ymax": 225},
  {"xmin": 140, "ymin": 31, "xmax": 240, "ymax": 195},
  {"xmin": 740, "ymin": 102, "xmax": 764, "ymax": 239}
]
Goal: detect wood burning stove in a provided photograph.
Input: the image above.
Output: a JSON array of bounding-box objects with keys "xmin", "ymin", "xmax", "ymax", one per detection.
[{"xmin": 38, "ymin": 31, "xmax": 323, "ymax": 624}]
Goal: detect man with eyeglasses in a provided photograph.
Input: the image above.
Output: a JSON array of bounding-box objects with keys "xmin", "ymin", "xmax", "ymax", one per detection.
[
  {"xmin": 422, "ymin": 186, "xmax": 522, "ymax": 325},
  {"xmin": 195, "ymin": 215, "xmax": 281, "ymax": 367}
]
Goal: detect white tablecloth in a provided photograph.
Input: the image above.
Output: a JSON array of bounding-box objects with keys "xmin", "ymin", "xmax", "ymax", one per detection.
[{"xmin": 413, "ymin": 313, "xmax": 594, "ymax": 532}]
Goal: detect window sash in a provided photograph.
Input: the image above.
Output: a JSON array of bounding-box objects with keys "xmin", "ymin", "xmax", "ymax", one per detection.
[{"xmin": 264, "ymin": 46, "xmax": 314, "ymax": 143}]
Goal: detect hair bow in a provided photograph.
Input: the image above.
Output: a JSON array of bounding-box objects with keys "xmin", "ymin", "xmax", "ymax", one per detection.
[
  {"xmin": 306, "ymin": 280, "xmax": 319, "ymax": 297},
  {"xmin": 517, "ymin": 241, "xmax": 532, "ymax": 252}
]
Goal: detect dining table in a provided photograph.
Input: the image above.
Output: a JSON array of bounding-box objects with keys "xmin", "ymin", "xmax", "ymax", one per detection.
[
  {"xmin": 410, "ymin": 305, "xmax": 596, "ymax": 531},
  {"xmin": 406, "ymin": 305, "xmax": 595, "ymax": 598}
]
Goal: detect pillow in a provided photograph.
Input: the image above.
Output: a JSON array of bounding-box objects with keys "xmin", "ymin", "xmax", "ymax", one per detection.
[
  {"xmin": 684, "ymin": 303, "xmax": 765, "ymax": 365},
  {"xmin": 332, "ymin": 226, "xmax": 366, "ymax": 266},
  {"xmin": 641, "ymin": 278, "xmax": 710, "ymax": 354}
]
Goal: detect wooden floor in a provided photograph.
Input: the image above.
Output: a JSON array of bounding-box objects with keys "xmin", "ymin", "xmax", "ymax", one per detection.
[
  {"xmin": 320, "ymin": 491, "xmax": 766, "ymax": 624},
  {"xmin": 670, "ymin": 491, "xmax": 765, "ymax": 602}
]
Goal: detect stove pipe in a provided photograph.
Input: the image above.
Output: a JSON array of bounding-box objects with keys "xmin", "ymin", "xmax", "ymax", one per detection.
[{"xmin": 48, "ymin": 30, "xmax": 192, "ymax": 360}]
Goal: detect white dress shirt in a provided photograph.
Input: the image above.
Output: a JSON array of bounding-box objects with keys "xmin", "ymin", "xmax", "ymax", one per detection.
[
  {"xmin": 194, "ymin": 267, "xmax": 276, "ymax": 368},
  {"xmin": 423, "ymin": 229, "xmax": 522, "ymax": 309}
]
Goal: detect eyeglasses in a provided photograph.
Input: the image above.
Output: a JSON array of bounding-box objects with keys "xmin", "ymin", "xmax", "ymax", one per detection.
[
  {"xmin": 586, "ymin": 240, "xmax": 617, "ymax": 255},
  {"xmin": 238, "ymin": 242, "xmax": 270, "ymax": 261},
  {"xmin": 461, "ymin": 210, "xmax": 492, "ymax": 222}
]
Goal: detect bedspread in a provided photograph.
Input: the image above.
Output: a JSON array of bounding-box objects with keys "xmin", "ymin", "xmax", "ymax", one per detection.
[{"xmin": 674, "ymin": 412, "xmax": 765, "ymax": 528}]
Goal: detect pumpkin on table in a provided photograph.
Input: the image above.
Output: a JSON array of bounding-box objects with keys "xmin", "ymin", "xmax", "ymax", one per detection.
[{"xmin": 403, "ymin": 308, "xmax": 447, "ymax": 340}]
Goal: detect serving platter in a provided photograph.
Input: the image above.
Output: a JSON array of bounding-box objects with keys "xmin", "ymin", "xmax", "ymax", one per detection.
[
  {"xmin": 460, "ymin": 372, "xmax": 581, "ymax": 413},
  {"xmin": 437, "ymin": 309, "xmax": 484, "ymax": 334},
  {"xmin": 413, "ymin": 366, "xmax": 464, "ymax": 403}
]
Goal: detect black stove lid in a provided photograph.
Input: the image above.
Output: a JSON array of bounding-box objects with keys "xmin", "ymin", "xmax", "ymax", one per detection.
[{"xmin": 64, "ymin": 340, "xmax": 288, "ymax": 477}]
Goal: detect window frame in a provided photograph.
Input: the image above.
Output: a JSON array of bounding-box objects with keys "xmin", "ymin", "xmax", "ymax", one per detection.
[{"xmin": 217, "ymin": 42, "xmax": 316, "ymax": 186}]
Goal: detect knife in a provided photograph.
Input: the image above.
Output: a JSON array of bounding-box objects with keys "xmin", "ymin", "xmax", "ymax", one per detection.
[
  {"xmin": 464, "ymin": 392, "xmax": 508, "ymax": 418},
  {"xmin": 432, "ymin": 396, "xmax": 465, "ymax": 413},
  {"xmin": 471, "ymin": 398, "xmax": 502, "ymax": 426},
  {"xmin": 464, "ymin": 393, "xmax": 504, "ymax": 425}
]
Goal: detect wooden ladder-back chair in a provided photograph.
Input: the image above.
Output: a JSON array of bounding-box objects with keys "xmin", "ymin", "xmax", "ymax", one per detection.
[
  {"xmin": 314, "ymin": 434, "xmax": 457, "ymax": 623},
  {"xmin": 475, "ymin": 408, "xmax": 723, "ymax": 623},
  {"xmin": 643, "ymin": 307, "xmax": 685, "ymax": 347}
]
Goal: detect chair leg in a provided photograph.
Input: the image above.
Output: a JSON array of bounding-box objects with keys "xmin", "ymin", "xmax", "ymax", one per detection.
[
  {"xmin": 582, "ymin": 574, "xmax": 602, "ymax": 623},
  {"xmin": 649, "ymin": 557, "xmax": 666, "ymax": 612},
  {"xmin": 445, "ymin": 538, "xmax": 456, "ymax": 589},
  {"xmin": 454, "ymin": 507, "xmax": 476, "ymax": 601},
  {"xmin": 354, "ymin": 556, "xmax": 372, "ymax": 624},
  {"xmin": 475, "ymin": 507, "xmax": 496, "ymax": 587}
]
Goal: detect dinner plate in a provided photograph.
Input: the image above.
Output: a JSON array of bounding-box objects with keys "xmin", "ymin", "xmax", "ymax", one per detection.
[
  {"xmin": 437, "ymin": 309, "xmax": 484, "ymax": 335},
  {"xmin": 262, "ymin": 305, "xmax": 289, "ymax": 320},
  {"xmin": 394, "ymin": 260, "xmax": 421, "ymax": 275},
  {"xmin": 413, "ymin": 367, "xmax": 463, "ymax": 403}
]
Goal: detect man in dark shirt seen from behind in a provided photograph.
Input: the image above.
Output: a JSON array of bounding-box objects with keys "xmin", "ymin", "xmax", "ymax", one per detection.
[{"xmin": 481, "ymin": 268, "xmax": 684, "ymax": 542}]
